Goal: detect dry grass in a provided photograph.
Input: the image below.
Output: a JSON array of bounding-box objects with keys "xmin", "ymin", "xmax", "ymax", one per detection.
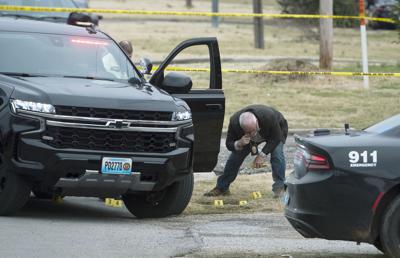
[
  {"xmin": 90, "ymin": 0, "xmax": 400, "ymax": 130},
  {"xmin": 184, "ymin": 173, "xmax": 284, "ymax": 215}
]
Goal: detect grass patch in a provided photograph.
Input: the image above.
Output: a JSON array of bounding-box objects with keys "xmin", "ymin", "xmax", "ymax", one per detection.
[
  {"xmin": 184, "ymin": 173, "xmax": 284, "ymax": 215},
  {"xmin": 92, "ymin": 0, "xmax": 400, "ymax": 130}
]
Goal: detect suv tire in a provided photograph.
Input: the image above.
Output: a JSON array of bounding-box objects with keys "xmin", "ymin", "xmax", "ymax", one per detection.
[
  {"xmin": 373, "ymin": 238, "xmax": 384, "ymax": 253},
  {"xmin": 123, "ymin": 173, "xmax": 194, "ymax": 218},
  {"xmin": 381, "ymin": 195, "xmax": 400, "ymax": 258},
  {"xmin": 32, "ymin": 189, "xmax": 54, "ymax": 199},
  {"xmin": 0, "ymin": 167, "xmax": 32, "ymax": 215}
]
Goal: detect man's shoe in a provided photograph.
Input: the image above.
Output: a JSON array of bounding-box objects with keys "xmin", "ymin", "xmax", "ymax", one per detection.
[
  {"xmin": 204, "ymin": 187, "xmax": 230, "ymax": 197},
  {"xmin": 272, "ymin": 188, "xmax": 284, "ymax": 199}
]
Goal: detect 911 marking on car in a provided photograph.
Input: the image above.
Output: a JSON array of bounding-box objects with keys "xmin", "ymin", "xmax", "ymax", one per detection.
[{"xmin": 348, "ymin": 150, "xmax": 378, "ymax": 167}]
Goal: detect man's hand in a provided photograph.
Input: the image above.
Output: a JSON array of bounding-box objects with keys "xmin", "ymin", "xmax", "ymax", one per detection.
[
  {"xmin": 237, "ymin": 134, "xmax": 251, "ymax": 148},
  {"xmin": 253, "ymin": 153, "xmax": 267, "ymax": 168}
]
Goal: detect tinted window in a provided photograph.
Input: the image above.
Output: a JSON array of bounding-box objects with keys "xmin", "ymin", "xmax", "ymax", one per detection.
[
  {"xmin": 0, "ymin": 31, "xmax": 139, "ymax": 81},
  {"xmin": 365, "ymin": 114, "xmax": 400, "ymax": 134}
]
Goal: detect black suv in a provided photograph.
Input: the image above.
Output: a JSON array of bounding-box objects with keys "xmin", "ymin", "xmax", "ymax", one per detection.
[
  {"xmin": 0, "ymin": 0, "xmax": 101, "ymax": 25},
  {"xmin": 0, "ymin": 18, "xmax": 225, "ymax": 218}
]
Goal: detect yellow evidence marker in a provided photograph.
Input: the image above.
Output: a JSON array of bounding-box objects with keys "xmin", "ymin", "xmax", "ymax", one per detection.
[
  {"xmin": 52, "ymin": 196, "xmax": 64, "ymax": 204},
  {"xmin": 105, "ymin": 198, "xmax": 113, "ymax": 206},
  {"xmin": 239, "ymin": 200, "xmax": 248, "ymax": 206},
  {"xmin": 105, "ymin": 198, "xmax": 123, "ymax": 208},
  {"xmin": 112, "ymin": 199, "xmax": 123, "ymax": 208},
  {"xmin": 251, "ymin": 191, "xmax": 262, "ymax": 199},
  {"xmin": 214, "ymin": 200, "xmax": 224, "ymax": 207}
]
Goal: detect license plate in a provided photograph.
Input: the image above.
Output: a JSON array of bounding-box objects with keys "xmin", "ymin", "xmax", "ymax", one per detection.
[{"xmin": 101, "ymin": 157, "xmax": 132, "ymax": 175}]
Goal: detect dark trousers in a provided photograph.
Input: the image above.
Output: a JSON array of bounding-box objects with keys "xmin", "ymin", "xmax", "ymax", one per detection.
[{"xmin": 216, "ymin": 142, "xmax": 286, "ymax": 192}]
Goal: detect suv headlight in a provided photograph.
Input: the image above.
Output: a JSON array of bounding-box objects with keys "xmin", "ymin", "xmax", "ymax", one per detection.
[
  {"xmin": 172, "ymin": 111, "xmax": 192, "ymax": 121},
  {"xmin": 11, "ymin": 99, "xmax": 56, "ymax": 114}
]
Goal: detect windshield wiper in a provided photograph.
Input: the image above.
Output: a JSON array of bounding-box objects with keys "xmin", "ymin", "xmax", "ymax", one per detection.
[
  {"xmin": 37, "ymin": 16, "xmax": 67, "ymax": 21},
  {"xmin": 0, "ymin": 13, "xmax": 40, "ymax": 20},
  {"xmin": 0, "ymin": 72, "xmax": 47, "ymax": 77},
  {"xmin": 63, "ymin": 75, "xmax": 115, "ymax": 81}
]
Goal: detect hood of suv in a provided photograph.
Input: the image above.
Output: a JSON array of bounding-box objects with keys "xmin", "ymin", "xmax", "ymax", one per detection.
[{"xmin": 8, "ymin": 76, "xmax": 182, "ymax": 112}]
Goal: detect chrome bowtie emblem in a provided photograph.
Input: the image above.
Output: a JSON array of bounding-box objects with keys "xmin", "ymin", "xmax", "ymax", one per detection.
[{"xmin": 106, "ymin": 120, "xmax": 131, "ymax": 129}]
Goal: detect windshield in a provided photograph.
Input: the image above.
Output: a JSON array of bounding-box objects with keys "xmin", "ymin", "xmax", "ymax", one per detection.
[
  {"xmin": 0, "ymin": 0, "xmax": 77, "ymax": 19},
  {"xmin": 364, "ymin": 114, "xmax": 400, "ymax": 134},
  {"xmin": 0, "ymin": 31, "xmax": 139, "ymax": 81}
]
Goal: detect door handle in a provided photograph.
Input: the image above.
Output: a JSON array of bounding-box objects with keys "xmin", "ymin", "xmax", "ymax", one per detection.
[{"xmin": 206, "ymin": 104, "xmax": 223, "ymax": 110}]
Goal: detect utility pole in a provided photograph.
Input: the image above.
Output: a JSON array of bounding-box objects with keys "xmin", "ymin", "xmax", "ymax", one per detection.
[
  {"xmin": 319, "ymin": 0, "xmax": 333, "ymax": 70},
  {"xmin": 212, "ymin": 0, "xmax": 219, "ymax": 28},
  {"xmin": 359, "ymin": 0, "xmax": 370, "ymax": 89},
  {"xmin": 186, "ymin": 0, "xmax": 193, "ymax": 8},
  {"xmin": 253, "ymin": 0, "xmax": 264, "ymax": 49}
]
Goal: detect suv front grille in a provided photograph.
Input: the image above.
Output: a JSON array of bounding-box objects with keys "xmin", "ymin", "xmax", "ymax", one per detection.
[
  {"xmin": 55, "ymin": 106, "xmax": 172, "ymax": 121},
  {"xmin": 44, "ymin": 126, "xmax": 177, "ymax": 153}
]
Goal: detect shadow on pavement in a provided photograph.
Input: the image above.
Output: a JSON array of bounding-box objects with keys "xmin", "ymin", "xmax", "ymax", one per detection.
[{"xmin": 14, "ymin": 197, "xmax": 136, "ymax": 222}]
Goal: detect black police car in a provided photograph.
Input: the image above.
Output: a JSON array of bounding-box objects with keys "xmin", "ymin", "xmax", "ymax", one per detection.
[
  {"xmin": 285, "ymin": 115, "xmax": 400, "ymax": 257},
  {"xmin": 0, "ymin": 18, "xmax": 225, "ymax": 218}
]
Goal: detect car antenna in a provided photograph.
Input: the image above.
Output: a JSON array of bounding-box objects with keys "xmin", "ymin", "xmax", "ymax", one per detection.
[{"xmin": 345, "ymin": 123, "xmax": 350, "ymax": 135}]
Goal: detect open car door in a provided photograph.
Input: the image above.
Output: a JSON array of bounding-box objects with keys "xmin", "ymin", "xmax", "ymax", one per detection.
[{"xmin": 150, "ymin": 37, "xmax": 225, "ymax": 172}]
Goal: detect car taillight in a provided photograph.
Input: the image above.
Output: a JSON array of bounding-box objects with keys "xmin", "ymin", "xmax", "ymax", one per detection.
[{"xmin": 295, "ymin": 145, "xmax": 331, "ymax": 171}]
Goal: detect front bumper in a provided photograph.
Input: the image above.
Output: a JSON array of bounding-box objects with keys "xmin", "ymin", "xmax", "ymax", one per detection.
[
  {"xmin": 4, "ymin": 111, "xmax": 193, "ymax": 197},
  {"xmin": 284, "ymin": 170, "xmax": 379, "ymax": 243}
]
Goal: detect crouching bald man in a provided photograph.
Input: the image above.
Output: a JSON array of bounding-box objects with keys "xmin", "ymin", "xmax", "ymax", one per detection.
[{"xmin": 204, "ymin": 104, "xmax": 288, "ymax": 198}]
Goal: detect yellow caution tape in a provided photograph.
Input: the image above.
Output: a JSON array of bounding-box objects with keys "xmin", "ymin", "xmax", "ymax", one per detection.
[
  {"xmin": 213, "ymin": 200, "xmax": 224, "ymax": 207},
  {"xmin": 162, "ymin": 66, "xmax": 400, "ymax": 77},
  {"xmin": 251, "ymin": 191, "xmax": 262, "ymax": 199},
  {"xmin": 0, "ymin": 5, "xmax": 395, "ymax": 24}
]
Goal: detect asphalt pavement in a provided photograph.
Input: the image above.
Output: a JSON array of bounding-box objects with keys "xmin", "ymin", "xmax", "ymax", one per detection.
[
  {"xmin": 0, "ymin": 196, "xmax": 383, "ymax": 258},
  {"xmin": 0, "ymin": 132, "xmax": 385, "ymax": 258}
]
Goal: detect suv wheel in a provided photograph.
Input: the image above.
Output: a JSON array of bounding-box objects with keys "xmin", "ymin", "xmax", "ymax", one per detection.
[
  {"xmin": 0, "ymin": 167, "xmax": 32, "ymax": 215},
  {"xmin": 123, "ymin": 173, "xmax": 194, "ymax": 218},
  {"xmin": 381, "ymin": 195, "xmax": 400, "ymax": 257}
]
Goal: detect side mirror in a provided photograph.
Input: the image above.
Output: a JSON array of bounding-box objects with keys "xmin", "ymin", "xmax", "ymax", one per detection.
[
  {"xmin": 162, "ymin": 72, "xmax": 192, "ymax": 93},
  {"xmin": 88, "ymin": 14, "xmax": 100, "ymax": 25},
  {"xmin": 67, "ymin": 12, "xmax": 95, "ymax": 27},
  {"xmin": 139, "ymin": 58, "xmax": 153, "ymax": 75}
]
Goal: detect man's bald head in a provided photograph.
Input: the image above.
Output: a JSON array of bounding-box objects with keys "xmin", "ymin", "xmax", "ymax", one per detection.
[
  {"xmin": 119, "ymin": 40, "xmax": 133, "ymax": 58},
  {"xmin": 239, "ymin": 112, "xmax": 259, "ymax": 135}
]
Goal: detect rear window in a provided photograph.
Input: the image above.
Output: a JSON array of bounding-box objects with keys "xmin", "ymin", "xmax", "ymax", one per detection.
[
  {"xmin": 364, "ymin": 114, "xmax": 400, "ymax": 134},
  {"xmin": 0, "ymin": 31, "xmax": 139, "ymax": 81}
]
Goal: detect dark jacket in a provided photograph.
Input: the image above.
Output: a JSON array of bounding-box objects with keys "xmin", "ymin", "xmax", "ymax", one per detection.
[{"xmin": 226, "ymin": 105, "xmax": 288, "ymax": 155}]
